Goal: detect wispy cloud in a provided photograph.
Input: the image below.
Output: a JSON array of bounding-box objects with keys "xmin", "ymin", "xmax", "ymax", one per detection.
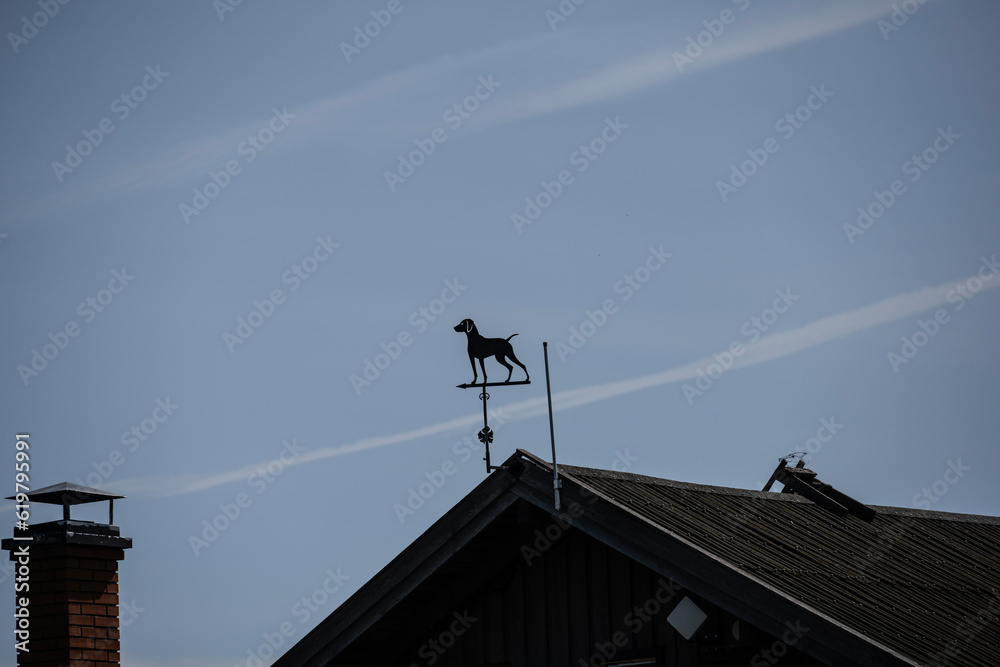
[
  {"xmin": 481, "ymin": 1, "xmax": 894, "ymax": 128},
  {"xmin": 12, "ymin": 1, "xmax": 904, "ymax": 223},
  {"xmin": 104, "ymin": 268, "xmax": 998, "ymax": 499}
]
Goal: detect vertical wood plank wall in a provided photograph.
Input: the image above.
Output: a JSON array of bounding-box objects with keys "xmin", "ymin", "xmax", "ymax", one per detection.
[{"xmin": 398, "ymin": 526, "xmax": 822, "ymax": 667}]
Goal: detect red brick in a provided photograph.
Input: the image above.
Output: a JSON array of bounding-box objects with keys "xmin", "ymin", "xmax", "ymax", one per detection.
[
  {"xmin": 68, "ymin": 613, "xmax": 95, "ymax": 626},
  {"xmin": 94, "ymin": 639, "xmax": 120, "ymax": 651},
  {"xmin": 81, "ymin": 649, "xmax": 109, "ymax": 661},
  {"xmin": 76, "ymin": 557, "xmax": 105, "ymax": 570},
  {"xmin": 81, "ymin": 626, "xmax": 110, "ymax": 639}
]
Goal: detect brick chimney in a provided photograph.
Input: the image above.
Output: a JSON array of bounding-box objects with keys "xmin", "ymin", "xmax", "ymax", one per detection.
[{"xmin": 2, "ymin": 482, "xmax": 132, "ymax": 666}]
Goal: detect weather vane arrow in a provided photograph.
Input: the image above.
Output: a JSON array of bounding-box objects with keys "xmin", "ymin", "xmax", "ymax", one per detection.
[{"xmin": 453, "ymin": 318, "xmax": 530, "ymax": 472}]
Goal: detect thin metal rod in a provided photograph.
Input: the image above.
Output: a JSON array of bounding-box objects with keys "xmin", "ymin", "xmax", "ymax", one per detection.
[{"xmin": 543, "ymin": 342, "xmax": 561, "ymax": 511}]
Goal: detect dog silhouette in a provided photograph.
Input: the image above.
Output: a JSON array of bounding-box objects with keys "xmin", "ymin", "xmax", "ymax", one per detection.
[{"xmin": 454, "ymin": 318, "xmax": 529, "ymax": 385}]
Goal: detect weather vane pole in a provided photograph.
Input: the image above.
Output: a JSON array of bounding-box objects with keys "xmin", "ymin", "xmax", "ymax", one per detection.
[{"xmin": 453, "ymin": 319, "xmax": 530, "ymax": 472}]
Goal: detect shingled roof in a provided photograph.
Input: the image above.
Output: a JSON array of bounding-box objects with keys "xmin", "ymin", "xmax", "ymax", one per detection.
[
  {"xmin": 562, "ymin": 456, "xmax": 1000, "ymax": 666},
  {"xmin": 276, "ymin": 449, "xmax": 1000, "ymax": 667}
]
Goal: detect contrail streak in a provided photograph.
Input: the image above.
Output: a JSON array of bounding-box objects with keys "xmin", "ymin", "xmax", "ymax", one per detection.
[{"xmin": 106, "ymin": 265, "xmax": 998, "ymax": 498}]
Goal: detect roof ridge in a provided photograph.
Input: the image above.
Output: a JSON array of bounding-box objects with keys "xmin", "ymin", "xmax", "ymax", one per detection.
[{"xmin": 513, "ymin": 450, "xmax": 1000, "ymax": 525}]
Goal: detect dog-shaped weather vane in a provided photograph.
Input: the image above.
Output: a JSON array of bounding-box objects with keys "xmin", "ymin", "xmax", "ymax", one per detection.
[{"xmin": 454, "ymin": 318, "xmax": 530, "ymax": 472}]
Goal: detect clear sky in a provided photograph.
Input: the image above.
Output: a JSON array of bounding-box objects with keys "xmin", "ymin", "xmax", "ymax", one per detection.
[{"xmin": 1, "ymin": 0, "xmax": 998, "ymax": 664}]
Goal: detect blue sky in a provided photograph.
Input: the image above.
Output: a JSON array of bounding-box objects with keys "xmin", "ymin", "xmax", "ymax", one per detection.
[{"xmin": 1, "ymin": 0, "xmax": 998, "ymax": 664}]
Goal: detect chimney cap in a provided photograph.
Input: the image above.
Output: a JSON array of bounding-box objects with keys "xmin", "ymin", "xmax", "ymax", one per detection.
[{"xmin": 6, "ymin": 481, "xmax": 124, "ymax": 506}]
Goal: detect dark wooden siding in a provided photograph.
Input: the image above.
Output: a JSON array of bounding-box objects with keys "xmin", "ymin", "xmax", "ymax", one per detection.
[{"xmin": 394, "ymin": 521, "xmax": 824, "ymax": 667}]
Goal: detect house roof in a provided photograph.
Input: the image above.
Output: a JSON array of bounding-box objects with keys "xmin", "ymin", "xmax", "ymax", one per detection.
[
  {"xmin": 559, "ymin": 456, "xmax": 1000, "ymax": 667},
  {"xmin": 276, "ymin": 449, "xmax": 1000, "ymax": 667}
]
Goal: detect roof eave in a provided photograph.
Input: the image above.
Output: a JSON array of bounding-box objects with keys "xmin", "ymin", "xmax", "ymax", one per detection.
[{"xmin": 274, "ymin": 459, "xmax": 523, "ymax": 667}]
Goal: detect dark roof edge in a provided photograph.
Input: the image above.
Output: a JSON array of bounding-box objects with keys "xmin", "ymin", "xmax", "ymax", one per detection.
[
  {"xmin": 275, "ymin": 462, "xmax": 523, "ymax": 667},
  {"xmin": 517, "ymin": 450, "xmax": 1000, "ymax": 525}
]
